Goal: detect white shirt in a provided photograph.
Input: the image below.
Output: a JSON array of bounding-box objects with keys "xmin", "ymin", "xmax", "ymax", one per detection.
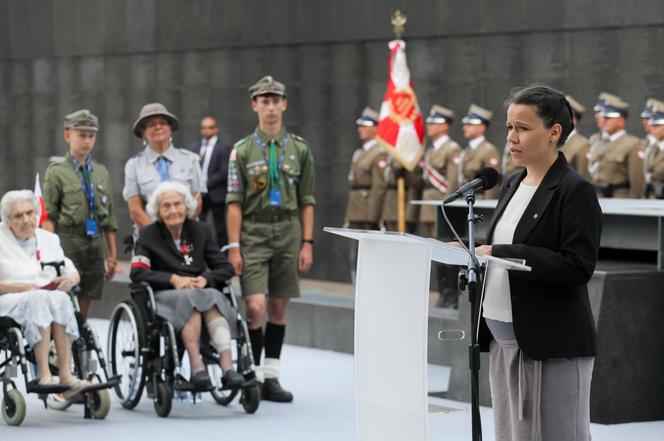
[
  {"xmin": 469, "ymin": 136, "xmax": 485, "ymax": 150},
  {"xmin": 659, "ymin": 140, "xmax": 664, "ymax": 152},
  {"xmin": 607, "ymin": 130, "xmax": 626, "ymax": 143},
  {"xmin": 200, "ymin": 135, "xmax": 218, "ymax": 186},
  {"xmin": 433, "ymin": 135, "xmax": 449, "ymax": 151},
  {"xmin": 363, "ymin": 139, "xmax": 378, "ymax": 151},
  {"xmin": 482, "ymin": 182, "xmax": 538, "ymax": 322}
]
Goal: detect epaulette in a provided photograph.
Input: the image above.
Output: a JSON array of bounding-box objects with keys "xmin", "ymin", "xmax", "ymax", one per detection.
[
  {"xmin": 234, "ymin": 137, "xmax": 249, "ymax": 148},
  {"xmin": 289, "ymin": 133, "xmax": 307, "ymax": 145}
]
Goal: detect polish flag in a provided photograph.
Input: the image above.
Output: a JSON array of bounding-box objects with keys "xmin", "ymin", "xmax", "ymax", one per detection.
[
  {"xmin": 34, "ymin": 173, "xmax": 48, "ymax": 226},
  {"xmin": 376, "ymin": 40, "xmax": 425, "ymax": 171}
]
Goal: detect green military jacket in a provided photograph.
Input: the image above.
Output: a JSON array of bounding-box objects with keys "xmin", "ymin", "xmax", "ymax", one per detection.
[
  {"xmin": 226, "ymin": 128, "xmax": 316, "ymax": 214},
  {"xmin": 44, "ymin": 152, "xmax": 118, "ymax": 231}
]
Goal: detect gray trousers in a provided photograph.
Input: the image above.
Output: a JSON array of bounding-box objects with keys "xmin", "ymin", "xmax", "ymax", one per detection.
[{"xmin": 488, "ymin": 320, "xmax": 594, "ymax": 441}]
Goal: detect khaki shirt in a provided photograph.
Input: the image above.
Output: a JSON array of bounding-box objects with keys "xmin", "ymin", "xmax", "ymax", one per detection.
[
  {"xmin": 561, "ymin": 132, "xmax": 591, "ymax": 181},
  {"xmin": 226, "ymin": 128, "xmax": 316, "ymax": 214},
  {"xmin": 459, "ymin": 139, "xmax": 501, "ymax": 199},
  {"xmin": 589, "ymin": 132, "xmax": 645, "ymax": 198},
  {"xmin": 382, "ymin": 157, "xmax": 423, "ymax": 224},
  {"xmin": 646, "ymin": 144, "xmax": 664, "ymax": 194},
  {"xmin": 345, "ymin": 141, "xmax": 387, "ymax": 223},
  {"xmin": 501, "ymin": 143, "xmax": 523, "ymax": 177},
  {"xmin": 44, "ymin": 152, "xmax": 118, "ymax": 231},
  {"xmin": 420, "ymin": 138, "xmax": 461, "ymax": 223}
]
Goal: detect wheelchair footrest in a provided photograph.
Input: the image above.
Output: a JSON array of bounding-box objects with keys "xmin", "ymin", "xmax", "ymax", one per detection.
[
  {"xmin": 217, "ymin": 378, "xmax": 261, "ymax": 391},
  {"xmin": 174, "ymin": 381, "xmax": 215, "ymax": 392},
  {"xmin": 26, "ymin": 380, "xmax": 70, "ymax": 394}
]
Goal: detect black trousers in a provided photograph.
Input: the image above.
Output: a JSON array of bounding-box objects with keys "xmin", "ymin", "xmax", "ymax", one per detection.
[{"xmin": 201, "ymin": 194, "xmax": 227, "ymax": 249}]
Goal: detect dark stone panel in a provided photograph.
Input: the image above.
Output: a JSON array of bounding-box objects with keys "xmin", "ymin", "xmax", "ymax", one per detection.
[
  {"xmin": 6, "ymin": 0, "xmax": 30, "ymax": 59},
  {"xmin": 79, "ymin": 56, "xmax": 105, "ymax": 92},
  {"xmin": 122, "ymin": 0, "xmax": 157, "ymax": 53},
  {"xmin": 27, "ymin": 0, "xmax": 54, "ymax": 57}
]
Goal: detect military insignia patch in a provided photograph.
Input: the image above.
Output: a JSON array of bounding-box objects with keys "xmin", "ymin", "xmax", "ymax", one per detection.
[{"xmin": 253, "ymin": 175, "xmax": 268, "ymax": 191}]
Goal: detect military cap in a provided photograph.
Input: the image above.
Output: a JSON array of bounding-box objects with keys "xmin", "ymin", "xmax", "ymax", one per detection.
[
  {"xmin": 132, "ymin": 103, "xmax": 179, "ymax": 138},
  {"xmin": 601, "ymin": 94, "xmax": 629, "ymax": 118},
  {"xmin": 425, "ymin": 105, "xmax": 455, "ymax": 124},
  {"xmin": 355, "ymin": 107, "xmax": 379, "ymax": 126},
  {"xmin": 641, "ymin": 98, "xmax": 656, "ymax": 119},
  {"xmin": 565, "ymin": 95, "xmax": 585, "ymax": 120},
  {"xmin": 462, "ymin": 104, "xmax": 492, "ymax": 125},
  {"xmin": 249, "ymin": 75, "xmax": 286, "ymax": 98},
  {"xmin": 64, "ymin": 109, "xmax": 99, "ymax": 132},
  {"xmin": 593, "ymin": 92, "xmax": 619, "ymax": 112},
  {"xmin": 648, "ymin": 99, "xmax": 664, "ymax": 126}
]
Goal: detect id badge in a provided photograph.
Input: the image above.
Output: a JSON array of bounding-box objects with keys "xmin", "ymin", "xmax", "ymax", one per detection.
[
  {"xmin": 86, "ymin": 218, "xmax": 98, "ymax": 236},
  {"xmin": 269, "ymin": 188, "xmax": 281, "ymax": 206}
]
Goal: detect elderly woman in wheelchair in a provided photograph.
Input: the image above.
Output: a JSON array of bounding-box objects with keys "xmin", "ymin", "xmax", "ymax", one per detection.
[
  {"xmin": 129, "ymin": 181, "xmax": 244, "ymax": 389},
  {"xmin": 0, "ymin": 190, "xmax": 92, "ymax": 417}
]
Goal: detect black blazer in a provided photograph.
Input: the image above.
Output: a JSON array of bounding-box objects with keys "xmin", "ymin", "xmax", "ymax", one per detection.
[
  {"xmin": 130, "ymin": 219, "xmax": 234, "ymax": 290},
  {"xmin": 187, "ymin": 138, "xmax": 232, "ymax": 203},
  {"xmin": 479, "ymin": 153, "xmax": 602, "ymax": 360}
]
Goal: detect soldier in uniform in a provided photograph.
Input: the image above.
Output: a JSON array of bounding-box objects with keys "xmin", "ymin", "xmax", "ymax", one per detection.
[
  {"xmin": 345, "ymin": 107, "xmax": 387, "ymax": 231},
  {"xmin": 123, "ymin": 103, "xmax": 204, "ymax": 230},
  {"xmin": 226, "ymin": 76, "xmax": 315, "ymax": 402},
  {"xmin": 644, "ymin": 99, "xmax": 664, "ymax": 198},
  {"xmin": 561, "ymin": 95, "xmax": 591, "ymax": 180},
  {"xmin": 43, "ymin": 110, "xmax": 118, "ymax": 319},
  {"xmin": 588, "ymin": 92, "xmax": 610, "ymax": 147},
  {"xmin": 641, "ymin": 99, "xmax": 657, "ymax": 197},
  {"xmin": 419, "ymin": 105, "xmax": 462, "ymax": 308},
  {"xmin": 588, "ymin": 94, "xmax": 645, "ymax": 198},
  {"xmin": 459, "ymin": 104, "xmax": 501, "ymax": 199}
]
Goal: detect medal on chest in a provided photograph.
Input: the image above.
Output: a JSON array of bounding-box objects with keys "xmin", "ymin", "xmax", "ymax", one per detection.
[{"xmin": 180, "ymin": 241, "xmax": 193, "ymax": 266}]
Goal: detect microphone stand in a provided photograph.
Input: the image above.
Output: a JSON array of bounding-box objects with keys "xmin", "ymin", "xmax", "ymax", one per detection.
[{"xmin": 455, "ymin": 190, "xmax": 484, "ymax": 441}]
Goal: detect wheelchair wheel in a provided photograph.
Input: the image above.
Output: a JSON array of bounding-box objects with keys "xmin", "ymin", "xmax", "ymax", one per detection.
[
  {"xmin": 154, "ymin": 382, "xmax": 172, "ymax": 418},
  {"xmin": 89, "ymin": 389, "xmax": 111, "ymax": 419},
  {"xmin": 240, "ymin": 384, "xmax": 260, "ymax": 414},
  {"xmin": 2, "ymin": 389, "xmax": 26, "ymax": 426},
  {"xmin": 207, "ymin": 363, "xmax": 239, "ymax": 405},
  {"xmin": 108, "ymin": 301, "xmax": 146, "ymax": 409}
]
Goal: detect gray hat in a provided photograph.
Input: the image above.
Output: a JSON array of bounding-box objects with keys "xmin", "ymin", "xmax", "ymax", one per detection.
[
  {"xmin": 648, "ymin": 99, "xmax": 664, "ymax": 126},
  {"xmin": 462, "ymin": 104, "xmax": 492, "ymax": 125},
  {"xmin": 426, "ymin": 105, "xmax": 455, "ymax": 124},
  {"xmin": 249, "ymin": 75, "xmax": 287, "ymax": 98},
  {"xmin": 641, "ymin": 98, "xmax": 656, "ymax": 119},
  {"xmin": 132, "ymin": 103, "xmax": 179, "ymax": 138},
  {"xmin": 64, "ymin": 109, "xmax": 98, "ymax": 132},
  {"xmin": 601, "ymin": 94, "xmax": 629, "ymax": 118},
  {"xmin": 355, "ymin": 107, "xmax": 379, "ymax": 126}
]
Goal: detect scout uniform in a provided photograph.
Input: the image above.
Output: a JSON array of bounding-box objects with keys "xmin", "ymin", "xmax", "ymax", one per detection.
[
  {"xmin": 644, "ymin": 99, "xmax": 664, "ymax": 199},
  {"xmin": 562, "ymin": 95, "xmax": 591, "ymax": 181},
  {"xmin": 419, "ymin": 105, "xmax": 461, "ymax": 231},
  {"xmin": 382, "ymin": 156, "xmax": 422, "ymax": 233},
  {"xmin": 44, "ymin": 110, "xmax": 118, "ymax": 300},
  {"xmin": 345, "ymin": 107, "xmax": 387, "ymax": 230},
  {"xmin": 588, "ymin": 94, "xmax": 645, "ymax": 198},
  {"xmin": 226, "ymin": 80, "xmax": 316, "ymax": 300},
  {"xmin": 459, "ymin": 104, "xmax": 501, "ymax": 199},
  {"xmin": 123, "ymin": 103, "xmax": 205, "ymax": 206}
]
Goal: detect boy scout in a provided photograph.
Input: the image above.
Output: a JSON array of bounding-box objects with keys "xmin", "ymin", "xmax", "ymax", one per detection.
[
  {"xmin": 43, "ymin": 109, "xmax": 118, "ymax": 318},
  {"xmin": 644, "ymin": 99, "xmax": 664, "ymax": 198},
  {"xmin": 561, "ymin": 95, "xmax": 591, "ymax": 180},
  {"xmin": 588, "ymin": 94, "xmax": 645, "ymax": 198},
  {"xmin": 419, "ymin": 105, "xmax": 462, "ymax": 308},
  {"xmin": 226, "ymin": 76, "xmax": 315, "ymax": 402},
  {"xmin": 345, "ymin": 107, "xmax": 387, "ymax": 230},
  {"xmin": 459, "ymin": 104, "xmax": 501, "ymax": 199}
]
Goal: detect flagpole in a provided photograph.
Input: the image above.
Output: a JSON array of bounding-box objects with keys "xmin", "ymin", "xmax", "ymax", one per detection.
[{"xmin": 392, "ymin": 10, "xmax": 407, "ymax": 233}]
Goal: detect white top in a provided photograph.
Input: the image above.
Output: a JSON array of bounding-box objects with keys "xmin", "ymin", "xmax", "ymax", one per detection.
[
  {"xmin": 482, "ymin": 183, "xmax": 538, "ymax": 322},
  {"xmin": 363, "ymin": 139, "xmax": 378, "ymax": 151},
  {"xmin": 469, "ymin": 136, "xmax": 485, "ymax": 150},
  {"xmin": 607, "ymin": 130, "xmax": 626, "ymax": 143}
]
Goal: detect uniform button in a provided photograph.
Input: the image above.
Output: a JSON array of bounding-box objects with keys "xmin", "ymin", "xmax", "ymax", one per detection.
[{"xmin": 533, "ymin": 213, "xmax": 538, "ymax": 219}]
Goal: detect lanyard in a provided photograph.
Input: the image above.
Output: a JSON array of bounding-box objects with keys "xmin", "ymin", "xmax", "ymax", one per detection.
[
  {"xmin": 72, "ymin": 158, "xmax": 95, "ymax": 219},
  {"xmin": 254, "ymin": 131, "xmax": 288, "ymax": 188}
]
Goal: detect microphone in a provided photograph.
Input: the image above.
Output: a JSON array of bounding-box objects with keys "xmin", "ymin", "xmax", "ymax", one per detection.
[{"xmin": 443, "ymin": 167, "xmax": 500, "ymax": 204}]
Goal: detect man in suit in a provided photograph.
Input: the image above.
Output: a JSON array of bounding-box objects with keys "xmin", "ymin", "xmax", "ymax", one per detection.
[{"xmin": 188, "ymin": 116, "xmax": 231, "ymax": 248}]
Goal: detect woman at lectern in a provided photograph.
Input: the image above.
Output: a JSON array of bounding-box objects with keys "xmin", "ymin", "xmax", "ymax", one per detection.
[{"xmin": 475, "ymin": 85, "xmax": 601, "ymax": 441}]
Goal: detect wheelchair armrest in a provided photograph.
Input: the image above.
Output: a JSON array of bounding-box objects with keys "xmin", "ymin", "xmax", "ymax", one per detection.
[{"xmin": 129, "ymin": 281, "xmax": 151, "ymax": 293}]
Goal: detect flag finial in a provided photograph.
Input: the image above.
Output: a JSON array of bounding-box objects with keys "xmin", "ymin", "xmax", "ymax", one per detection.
[{"xmin": 391, "ymin": 10, "xmax": 407, "ymax": 39}]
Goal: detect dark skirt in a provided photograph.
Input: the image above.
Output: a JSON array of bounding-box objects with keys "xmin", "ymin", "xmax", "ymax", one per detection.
[{"xmin": 155, "ymin": 288, "xmax": 237, "ymax": 338}]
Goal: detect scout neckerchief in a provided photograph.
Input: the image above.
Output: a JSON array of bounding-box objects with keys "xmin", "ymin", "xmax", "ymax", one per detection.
[
  {"xmin": 157, "ymin": 156, "xmax": 171, "ymax": 181},
  {"xmin": 253, "ymin": 130, "xmax": 288, "ymax": 206},
  {"xmin": 72, "ymin": 156, "xmax": 97, "ymax": 236}
]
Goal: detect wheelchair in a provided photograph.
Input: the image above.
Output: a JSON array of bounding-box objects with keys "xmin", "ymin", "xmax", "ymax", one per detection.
[
  {"xmin": 107, "ymin": 280, "xmax": 261, "ymax": 417},
  {"xmin": 0, "ymin": 261, "xmax": 120, "ymax": 426}
]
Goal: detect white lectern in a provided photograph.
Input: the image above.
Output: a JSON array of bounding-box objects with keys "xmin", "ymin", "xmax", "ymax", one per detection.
[{"xmin": 324, "ymin": 227, "xmax": 530, "ymax": 441}]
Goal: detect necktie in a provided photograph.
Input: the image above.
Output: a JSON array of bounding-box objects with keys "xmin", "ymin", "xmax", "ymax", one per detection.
[
  {"xmin": 158, "ymin": 156, "xmax": 170, "ymax": 182},
  {"xmin": 269, "ymin": 140, "xmax": 281, "ymax": 189}
]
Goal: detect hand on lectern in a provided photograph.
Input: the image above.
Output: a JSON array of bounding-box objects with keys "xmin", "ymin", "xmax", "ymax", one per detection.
[{"xmin": 475, "ymin": 245, "xmax": 492, "ymax": 256}]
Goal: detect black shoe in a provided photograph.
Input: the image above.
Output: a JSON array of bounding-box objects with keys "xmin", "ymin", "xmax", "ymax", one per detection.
[
  {"xmin": 191, "ymin": 370, "xmax": 212, "ymax": 387},
  {"xmin": 221, "ymin": 369, "xmax": 244, "ymax": 388},
  {"xmin": 261, "ymin": 378, "xmax": 293, "ymax": 403}
]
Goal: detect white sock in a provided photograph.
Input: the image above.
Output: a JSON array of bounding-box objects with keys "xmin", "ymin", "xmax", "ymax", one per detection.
[
  {"xmin": 264, "ymin": 357, "xmax": 280, "ymax": 380},
  {"xmin": 206, "ymin": 317, "xmax": 231, "ymax": 353}
]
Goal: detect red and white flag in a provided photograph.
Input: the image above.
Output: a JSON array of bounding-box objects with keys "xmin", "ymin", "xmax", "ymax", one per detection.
[
  {"xmin": 34, "ymin": 173, "xmax": 48, "ymax": 226},
  {"xmin": 376, "ymin": 40, "xmax": 425, "ymax": 171}
]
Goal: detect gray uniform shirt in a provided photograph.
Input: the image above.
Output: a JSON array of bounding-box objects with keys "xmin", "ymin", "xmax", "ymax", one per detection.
[{"xmin": 123, "ymin": 145, "xmax": 205, "ymax": 202}]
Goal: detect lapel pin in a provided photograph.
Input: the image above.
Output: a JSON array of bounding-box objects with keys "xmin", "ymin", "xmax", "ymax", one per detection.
[{"xmin": 533, "ymin": 213, "xmax": 539, "ymax": 219}]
